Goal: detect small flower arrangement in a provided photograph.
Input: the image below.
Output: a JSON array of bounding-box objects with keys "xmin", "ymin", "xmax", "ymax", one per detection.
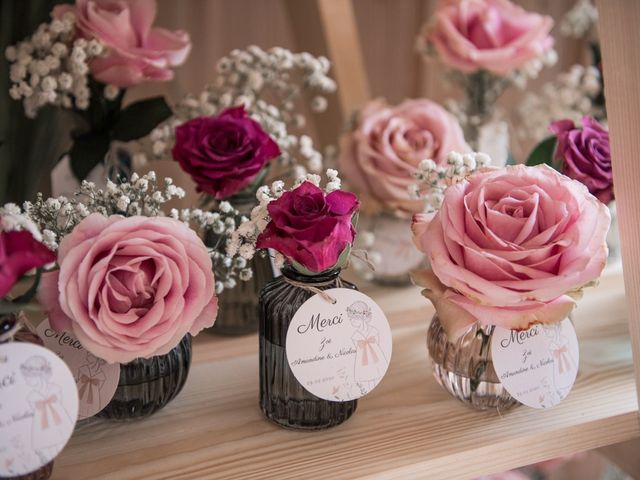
[
  {"xmin": 219, "ymin": 170, "xmax": 359, "ymax": 275},
  {"xmin": 526, "ymin": 116, "xmax": 612, "ymax": 205},
  {"xmin": 0, "ymin": 205, "xmax": 55, "ymax": 316},
  {"xmin": 9, "ymin": 173, "xmax": 218, "ymax": 364},
  {"xmin": 6, "ymin": 0, "xmax": 191, "ymax": 181},
  {"xmin": 338, "ymin": 98, "xmax": 470, "ymax": 215},
  {"xmin": 143, "ymin": 46, "xmax": 336, "ymax": 200},
  {"xmin": 412, "ymin": 160, "xmax": 610, "ymax": 341},
  {"xmin": 416, "ymin": 0, "xmax": 556, "ymax": 147}
]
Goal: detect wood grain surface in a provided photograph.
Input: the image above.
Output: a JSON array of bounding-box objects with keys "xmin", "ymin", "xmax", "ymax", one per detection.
[{"xmin": 52, "ymin": 263, "xmax": 638, "ymax": 480}]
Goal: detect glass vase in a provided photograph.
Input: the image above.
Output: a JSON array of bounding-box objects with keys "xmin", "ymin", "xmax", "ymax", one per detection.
[
  {"xmin": 259, "ymin": 266, "xmax": 358, "ymax": 430},
  {"xmin": 207, "ymin": 194, "xmax": 275, "ymax": 336},
  {"xmin": 356, "ymin": 211, "xmax": 425, "ymax": 287},
  {"xmin": 97, "ymin": 334, "xmax": 192, "ymax": 420},
  {"xmin": 0, "ymin": 462, "xmax": 54, "ymax": 480},
  {"xmin": 427, "ymin": 315, "xmax": 520, "ymax": 411}
]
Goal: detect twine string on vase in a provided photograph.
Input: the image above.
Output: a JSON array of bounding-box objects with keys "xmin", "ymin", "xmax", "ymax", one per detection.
[{"xmin": 283, "ymin": 276, "xmax": 344, "ymax": 304}]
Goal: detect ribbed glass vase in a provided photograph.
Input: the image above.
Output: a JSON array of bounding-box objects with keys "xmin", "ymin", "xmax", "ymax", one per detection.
[
  {"xmin": 259, "ymin": 266, "xmax": 358, "ymax": 430},
  {"xmin": 427, "ymin": 315, "xmax": 520, "ymax": 411},
  {"xmin": 98, "ymin": 335, "xmax": 192, "ymax": 420},
  {"xmin": 207, "ymin": 194, "xmax": 275, "ymax": 336}
]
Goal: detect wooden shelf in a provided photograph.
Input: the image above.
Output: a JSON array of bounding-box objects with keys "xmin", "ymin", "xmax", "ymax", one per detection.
[{"xmin": 52, "ymin": 262, "xmax": 638, "ymax": 480}]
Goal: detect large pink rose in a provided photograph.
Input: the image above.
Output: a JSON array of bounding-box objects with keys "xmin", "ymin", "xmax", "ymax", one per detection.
[
  {"xmin": 37, "ymin": 214, "xmax": 217, "ymax": 363},
  {"xmin": 426, "ymin": 0, "xmax": 554, "ymax": 75},
  {"xmin": 53, "ymin": 0, "xmax": 191, "ymax": 87},
  {"xmin": 339, "ymin": 98, "xmax": 469, "ymax": 213},
  {"xmin": 412, "ymin": 165, "xmax": 609, "ymax": 338}
]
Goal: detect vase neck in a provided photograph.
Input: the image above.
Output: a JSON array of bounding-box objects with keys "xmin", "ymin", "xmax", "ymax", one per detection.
[
  {"xmin": 281, "ymin": 266, "xmax": 341, "ymax": 284},
  {"xmin": 0, "ymin": 313, "xmax": 19, "ymax": 344}
]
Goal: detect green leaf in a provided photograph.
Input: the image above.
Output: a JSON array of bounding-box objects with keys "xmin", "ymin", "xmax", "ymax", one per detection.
[
  {"xmin": 111, "ymin": 96, "xmax": 172, "ymax": 142},
  {"xmin": 69, "ymin": 132, "xmax": 111, "ymax": 181},
  {"xmin": 525, "ymin": 136, "xmax": 558, "ymax": 168}
]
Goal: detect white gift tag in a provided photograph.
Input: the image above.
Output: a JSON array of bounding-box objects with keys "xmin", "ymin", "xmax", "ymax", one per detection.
[
  {"xmin": 0, "ymin": 342, "xmax": 79, "ymax": 477},
  {"xmin": 365, "ymin": 215, "xmax": 424, "ymax": 277},
  {"xmin": 37, "ymin": 319, "xmax": 120, "ymax": 419},
  {"xmin": 491, "ymin": 318, "xmax": 579, "ymax": 409},
  {"xmin": 286, "ymin": 288, "xmax": 392, "ymax": 401}
]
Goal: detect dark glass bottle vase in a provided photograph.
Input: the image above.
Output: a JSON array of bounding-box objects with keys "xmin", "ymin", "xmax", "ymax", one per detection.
[
  {"xmin": 0, "ymin": 462, "xmax": 54, "ymax": 480},
  {"xmin": 98, "ymin": 334, "xmax": 192, "ymax": 420},
  {"xmin": 259, "ymin": 267, "xmax": 358, "ymax": 430},
  {"xmin": 207, "ymin": 195, "xmax": 275, "ymax": 336}
]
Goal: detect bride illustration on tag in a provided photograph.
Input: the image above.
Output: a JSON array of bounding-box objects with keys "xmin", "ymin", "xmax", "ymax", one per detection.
[
  {"xmin": 21, "ymin": 356, "xmax": 74, "ymax": 461},
  {"xmin": 76, "ymin": 351, "xmax": 107, "ymax": 417},
  {"xmin": 347, "ymin": 301, "xmax": 389, "ymax": 391},
  {"xmin": 543, "ymin": 323, "xmax": 577, "ymax": 399}
]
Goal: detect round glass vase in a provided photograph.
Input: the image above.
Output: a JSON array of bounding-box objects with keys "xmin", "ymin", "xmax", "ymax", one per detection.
[
  {"xmin": 357, "ymin": 211, "xmax": 425, "ymax": 287},
  {"xmin": 426, "ymin": 315, "xmax": 520, "ymax": 411},
  {"xmin": 259, "ymin": 266, "xmax": 358, "ymax": 430},
  {"xmin": 0, "ymin": 314, "xmax": 54, "ymax": 480},
  {"xmin": 206, "ymin": 193, "xmax": 275, "ymax": 336},
  {"xmin": 97, "ymin": 334, "xmax": 192, "ymax": 420}
]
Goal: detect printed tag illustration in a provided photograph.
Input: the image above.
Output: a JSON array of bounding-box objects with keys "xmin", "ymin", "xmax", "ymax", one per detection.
[
  {"xmin": 286, "ymin": 288, "xmax": 393, "ymax": 401},
  {"xmin": 0, "ymin": 342, "xmax": 79, "ymax": 477},
  {"xmin": 491, "ymin": 318, "xmax": 579, "ymax": 409},
  {"xmin": 37, "ymin": 319, "xmax": 119, "ymax": 419}
]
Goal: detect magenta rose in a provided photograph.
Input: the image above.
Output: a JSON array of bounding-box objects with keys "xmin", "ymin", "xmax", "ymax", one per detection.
[
  {"xmin": 426, "ymin": 0, "xmax": 554, "ymax": 75},
  {"xmin": 53, "ymin": 0, "xmax": 191, "ymax": 87},
  {"xmin": 172, "ymin": 106, "xmax": 281, "ymax": 200},
  {"xmin": 412, "ymin": 165, "xmax": 609, "ymax": 339},
  {"xmin": 37, "ymin": 213, "xmax": 218, "ymax": 363},
  {"xmin": 256, "ymin": 182, "xmax": 359, "ymax": 273},
  {"xmin": 550, "ymin": 116, "xmax": 613, "ymax": 204},
  {"xmin": 339, "ymin": 98, "xmax": 469, "ymax": 213},
  {"xmin": 0, "ymin": 230, "xmax": 55, "ymax": 299}
]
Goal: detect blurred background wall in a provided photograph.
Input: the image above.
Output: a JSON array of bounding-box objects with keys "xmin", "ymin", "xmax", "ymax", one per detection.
[{"xmin": 0, "ymin": 0, "xmax": 592, "ymax": 205}]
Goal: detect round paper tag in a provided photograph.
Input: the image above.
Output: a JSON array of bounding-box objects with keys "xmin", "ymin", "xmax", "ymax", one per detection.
[
  {"xmin": 365, "ymin": 215, "xmax": 424, "ymax": 277},
  {"xmin": 36, "ymin": 319, "xmax": 120, "ymax": 419},
  {"xmin": 286, "ymin": 288, "xmax": 392, "ymax": 401},
  {"xmin": 0, "ymin": 342, "xmax": 79, "ymax": 477},
  {"xmin": 491, "ymin": 318, "xmax": 579, "ymax": 409}
]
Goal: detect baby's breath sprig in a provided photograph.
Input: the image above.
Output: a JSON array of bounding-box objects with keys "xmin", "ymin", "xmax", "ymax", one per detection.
[
  {"xmin": 409, "ymin": 151, "xmax": 491, "ymax": 213},
  {"xmin": 142, "ymin": 46, "xmax": 336, "ymax": 180},
  {"xmin": 5, "ymin": 12, "xmax": 115, "ymax": 118},
  {"xmin": 21, "ymin": 172, "xmax": 185, "ymax": 251}
]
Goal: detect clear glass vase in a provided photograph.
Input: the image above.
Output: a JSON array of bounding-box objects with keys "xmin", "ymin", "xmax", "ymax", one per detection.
[
  {"xmin": 259, "ymin": 266, "xmax": 358, "ymax": 430},
  {"xmin": 97, "ymin": 334, "xmax": 192, "ymax": 420},
  {"xmin": 356, "ymin": 211, "xmax": 425, "ymax": 287},
  {"xmin": 207, "ymin": 194, "xmax": 275, "ymax": 336},
  {"xmin": 427, "ymin": 315, "xmax": 520, "ymax": 411}
]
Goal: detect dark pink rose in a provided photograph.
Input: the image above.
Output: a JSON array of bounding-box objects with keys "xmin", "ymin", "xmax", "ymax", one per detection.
[
  {"xmin": 0, "ymin": 230, "xmax": 55, "ymax": 298},
  {"xmin": 256, "ymin": 182, "xmax": 359, "ymax": 273},
  {"xmin": 37, "ymin": 213, "xmax": 218, "ymax": 363},
  {"xmin": 550, "ymin": 116, "xmax": 613, "ymax": 204},
  {"xmin": 172, "ymin": 106, "xmax": 281, "ymax": 199},
  {"xmin": 53, "ymin": 0, "xmax": 191, "ymax": 87},
  {"xmin": 426, "ymin": 0, "xmax": 554, "ymax": 75}
]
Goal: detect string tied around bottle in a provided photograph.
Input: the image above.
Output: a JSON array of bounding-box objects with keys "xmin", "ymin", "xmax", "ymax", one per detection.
[
  {"xmin": 283, "ymin": 276, "xmax": 344, "ymax": 304},
  {"xmin": 349, "ymin": 249, "xmax": 376, "ymax": 272}
]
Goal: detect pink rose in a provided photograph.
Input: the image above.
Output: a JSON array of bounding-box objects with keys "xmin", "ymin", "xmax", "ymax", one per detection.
[
  {"xmin": 0, "ymin": 230, "xmax": 55, "ymax": 299},
  {"xmin": 339, "ymin": 98, "xmax": 469, "ymax": 213},
  {"xmin": 53, "ymin": 0, "xmax": 191, "ymax": 87},
  {"xmin": 426, "ymin": 0, "xmax": 554, "ymax": 75},
  {"xmin": 256, "ymin": 182, "xmax": 359, "ymax": 273},
  {"xmin": 412, "ymin": 165, "xmax": 609, "ymax": 339},
  {"xmin": 38, "ymin": 214, "xmax": 217, "ymax": 363}
]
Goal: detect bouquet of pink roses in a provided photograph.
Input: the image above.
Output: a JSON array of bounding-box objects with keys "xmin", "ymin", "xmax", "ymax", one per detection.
[{"xmin": 6, "ymin": 0, "xmax": 191, "ymax": 181}]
